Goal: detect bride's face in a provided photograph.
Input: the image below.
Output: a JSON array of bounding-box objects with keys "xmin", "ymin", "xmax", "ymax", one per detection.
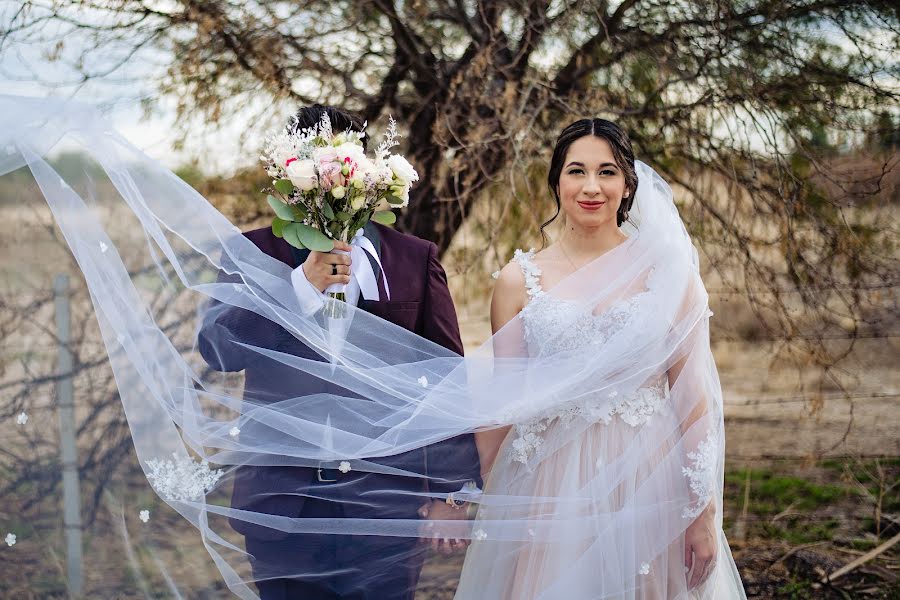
[{"xmin": 557, "ymin": 135, "xmax": 630, "ymax": 229}]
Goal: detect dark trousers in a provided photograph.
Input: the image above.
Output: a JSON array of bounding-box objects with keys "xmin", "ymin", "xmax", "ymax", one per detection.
[{"xmin": 246, "ymin": 484, "xmax": 426, "ymax": 600}]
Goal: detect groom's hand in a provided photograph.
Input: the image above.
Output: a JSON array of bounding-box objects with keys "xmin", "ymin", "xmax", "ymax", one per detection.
[
  {"xmin": 418, "ymin": 500, "xmax": 471, "ymax": 555},
  {"xmin": 302, "ymin": 241, "xmax": 353, "ymax": 292}
]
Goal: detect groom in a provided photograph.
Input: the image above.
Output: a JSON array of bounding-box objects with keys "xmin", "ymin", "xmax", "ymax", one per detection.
[{"xmin": 198, "ymin": 105, "xmax": 480, "ymax": 600}]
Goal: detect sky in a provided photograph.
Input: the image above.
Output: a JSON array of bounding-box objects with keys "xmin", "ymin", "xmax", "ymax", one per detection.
[{"xmin": 0, "ymin": 17, "xmax": 253, "ymax": 175}]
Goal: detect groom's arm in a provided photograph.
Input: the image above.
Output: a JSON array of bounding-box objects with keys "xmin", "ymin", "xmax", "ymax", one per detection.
[
  {"xmin": 197, "ymin": 232, "xmax": 285, "ymax": 372},
  {"xmin": 420, "ymin": 242, "xmax": 483, "ymax": 493}
]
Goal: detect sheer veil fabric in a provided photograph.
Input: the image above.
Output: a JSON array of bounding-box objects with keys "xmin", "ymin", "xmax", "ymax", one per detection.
[{"xmin": 1, "ymin": 96, "xmax": 745, "ymax": 599}]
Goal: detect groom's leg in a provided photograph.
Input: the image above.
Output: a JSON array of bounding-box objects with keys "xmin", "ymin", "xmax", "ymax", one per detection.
[
  {"xmin": 334, "ymin": 536, "xmax": 426, "ymax": 600},
  {"xmin": 245, "ymin": 495, "xmax": 341, "ymax": 599},
  {"xmin": 333, "ymin": 472, "xmax": 429, "ymax": 600}
]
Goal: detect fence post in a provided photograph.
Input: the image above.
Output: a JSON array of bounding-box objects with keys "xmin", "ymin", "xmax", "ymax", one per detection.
[{"xmin": 54, "ymin": 274, "xmax": 84, "ymax": 597}]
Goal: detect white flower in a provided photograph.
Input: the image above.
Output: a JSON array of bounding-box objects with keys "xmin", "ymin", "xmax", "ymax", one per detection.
[
  {"xmin": 491, "ymin": 270, "xmax": 500, "ymax": 280},
  {"xmin": 334, "ymin": 142, "xmax": 370, "ymax": 170},
  {"xmin": 145, "ymin": 452, "xmax": 224, "ymax": 502},
  {"xmin": 16, "ymin": 412, "xmax": 28, "ymax": 425},
  {"xmin": 472, "ymin": 528, "xmax": 488, "ymax": 541},
  {"xmin": 387, "ymin": 154, "xmax": 419, "ymax": 184},
  {"xmin": 99, "ymin": 241, "xmax": 108, "ymax": 253},
  {"xmin": 228, "ymin": 427, "xmax": 240, "ymax": 437},
  {"xmin": 285, "ymin": 159, "xmax": 317, "ymax": 191},
  {"xmin": 331, "ymin": 185, "xmax": 346, "ymax": 199},
  {"xmin": 350, "ymin": 194, "xmax": 366, "ymax": 211},
  {"xmin": 389, "ymin": 182, "xmax": 411, "ymax": 208},
  {"xmin": 639, "ymin": 562, "xmax": 650, "ymax": 575},
  {"xmin": 417, "ymin": 375, "xmax": 429, "ymax": 388},
  {"xmin": 338, "ymin": 461, "xmax": 351, "ymax": 473},
  {"xmin": 139, "ymin": 510, "xmax": 150, "ymax": 523},
  {"xmin": 5, "ymin": 533, "xmax": 15, "ymax": 546}
]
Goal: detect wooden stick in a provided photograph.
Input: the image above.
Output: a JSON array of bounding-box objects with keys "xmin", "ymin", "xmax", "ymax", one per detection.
[{"xmin": 824, "ymin": 530, "xmax": 900, "ymax": 583}]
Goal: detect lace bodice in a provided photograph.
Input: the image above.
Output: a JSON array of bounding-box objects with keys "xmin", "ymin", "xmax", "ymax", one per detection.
[{"xmin": 507, "ymin": 249, "xmax": 670, "ymax": 463}]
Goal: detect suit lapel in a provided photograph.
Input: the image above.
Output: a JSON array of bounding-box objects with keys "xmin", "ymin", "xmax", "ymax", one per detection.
[{"xmin": 288, "ymin": 245, "xmax": 311, "ymax": 269}]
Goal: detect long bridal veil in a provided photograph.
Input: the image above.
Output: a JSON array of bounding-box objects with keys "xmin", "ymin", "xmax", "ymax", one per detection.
[{"xmin": 1, "ymin": 95, "xmax": 744, "ymax": 598}]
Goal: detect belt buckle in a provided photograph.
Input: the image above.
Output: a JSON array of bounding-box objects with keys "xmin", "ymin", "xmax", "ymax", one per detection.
[{"xmin": 316, "ymin": 465, "xmax": 338, "ymax": 483}]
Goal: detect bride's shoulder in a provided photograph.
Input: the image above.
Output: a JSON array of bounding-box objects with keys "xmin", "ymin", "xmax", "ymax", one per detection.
[{"xmin": 491, "ymin": 248, "xmax": 534, "ymax": 297}]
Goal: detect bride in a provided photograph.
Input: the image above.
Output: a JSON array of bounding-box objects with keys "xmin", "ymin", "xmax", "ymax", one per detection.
[
  {"xmin": 3, "ymin": 97, "xmax": 745, "ymax": 599},
  {"xmin": 454, "ymin": 119, "xmax": 746, "ymax": 599}
]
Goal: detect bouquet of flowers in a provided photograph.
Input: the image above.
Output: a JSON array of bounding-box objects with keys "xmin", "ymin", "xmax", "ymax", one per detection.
[{"xmin": 259, "ymin": 114, "xmax": 418, "ymax": 313}]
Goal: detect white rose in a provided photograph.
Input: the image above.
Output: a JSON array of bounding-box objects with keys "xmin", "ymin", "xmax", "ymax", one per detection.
[
  {"xmin": 334, "ymin": 142, "xmax": 368, "ymax": 167},
  {"xmin": 331, "ymin": 185, "xmax": 346, "ymax": 199},
  {"xmin": 350, "ymin": 194, "xmax": 366, "ymax": 211},
  {"xmin": 284, "ymin": 159, "xmax": 317, "ymax": 191},
  {"xmin": 387, "ymin": 154, "xmax": 419, "ymax": 184}
]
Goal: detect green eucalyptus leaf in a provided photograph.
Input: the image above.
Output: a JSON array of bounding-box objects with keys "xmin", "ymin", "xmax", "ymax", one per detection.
[
  {"xmin": 267, "ymin": 195, "xmax": 296, "ymax": 220},
  {"xmin": 293, "ymin": 204, "xmax": 308, "ymax": 221},
  {"xmin": 274, "ymin": 179, "xmax": 294, "ymax": 195},
  {"xmin": 294, "ymin": 223, "xmax": 334, "ymax": 252},
  {"xmin": 371, "ymin": 210, "xmax": 397, "ymax": 225},
  {"xmin": 272, "ymin": 217, "xmax": 289, "ymax": 238},
  {"xmin": 385, "ymin": 193, "xmax": 405, "ymax": 205},
  {"xmin": 322, "ymin": 202, "xmax": 335, "ymax": 220},
  {"xmin": 335, "ymin": 211, "xmax": 353, "ymax": 222},
  {"xmin": 281, "ymin": 223, "xmax": 306, "ymax": 250}
]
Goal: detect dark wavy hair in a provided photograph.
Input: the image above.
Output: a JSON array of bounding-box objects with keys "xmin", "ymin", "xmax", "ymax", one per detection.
[
  {"xmin": 287, "ymin": 104, "xmax": 368, "ymax": 151},
  {"xmin": 542, "ymin": 118, "xmax": 638, "ymax": 241}
]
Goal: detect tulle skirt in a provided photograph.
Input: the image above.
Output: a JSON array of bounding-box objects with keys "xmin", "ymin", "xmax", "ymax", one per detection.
[{"xmin": 455, "ymin": 408, "xmax": 746, "ymax": 599}]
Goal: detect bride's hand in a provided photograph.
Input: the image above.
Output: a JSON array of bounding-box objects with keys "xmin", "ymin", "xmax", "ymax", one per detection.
[
  {"xmin": 684, "ymin": 506, "xmax": 717, "ymax": 589},
  {"xmin": 417, "ymin": 500, "xmax": 471, "ymax": 555},
  {"xmin": 302, "ymin": 240, "xmax": 352, "ymax": 292}
]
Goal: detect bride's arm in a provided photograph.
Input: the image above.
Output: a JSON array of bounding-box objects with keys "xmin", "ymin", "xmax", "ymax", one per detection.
[
  {"xmin": 666, "ymin": 275, "xmax": 722, "ymax": 588},
  {"xmin": 474, "ymin": 262, "xmax": 527, "ymax": 479}
]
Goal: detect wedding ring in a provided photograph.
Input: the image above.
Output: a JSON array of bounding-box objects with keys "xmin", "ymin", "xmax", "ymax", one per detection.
[{"xmin": 332, "ymin": 264, "xmax": 338, "ymax": 276}]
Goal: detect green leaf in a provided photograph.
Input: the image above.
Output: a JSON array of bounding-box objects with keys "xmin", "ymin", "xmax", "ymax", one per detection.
[
  {"xmin": 322, "ymin": 202, "xmax": 335, "ymax": 220},
  {"xmin": 281, "ymin": 223, "xmax": 306, "ymax": 250},
  {"xmin": 274, "ymin": 179, "xmax": 294, "ymax": 195},
  {"xmin": 335, "ymin": 211, "xmax": 353, "ymax": 222},
  {"xmin": 267, "ymin": 195, "xmax": 295, "ymax": 220},
  {"xmin": 328, "ymin": 221, "xmax": 343, "ymax": 238},
  {"xmin": 293, "ymin": 223, "xmax": 334, "ymax": 252},
  {"xmin": 371, "ymin": 210, "xmax": 397, "ymax": 225},
  {"xmin": 385, "ymin": 193, "xmax": 405, "ymax": 205},
  {"xmin": 272, "ymin": 217, "xmax": 289, "ymax": 238},
  {"xmin": 293, "ymin": 204, "xmax": 308, "ymax": 221}
]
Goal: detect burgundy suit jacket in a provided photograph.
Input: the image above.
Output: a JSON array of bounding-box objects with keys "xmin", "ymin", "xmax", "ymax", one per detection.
[{"xmin": 198, "ymin": 223, "xmax": 481, "ymax": 540}]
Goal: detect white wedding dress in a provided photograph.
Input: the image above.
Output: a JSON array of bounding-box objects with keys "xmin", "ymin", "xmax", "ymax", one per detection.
[{"xmin": 454, "ymin": 249, "xmax": 746, "ymax": 600}]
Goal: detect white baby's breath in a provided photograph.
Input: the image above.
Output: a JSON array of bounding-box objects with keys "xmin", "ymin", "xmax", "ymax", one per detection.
[
  {"xmin": 472, "ymin": 529, "xmax": 488, "ymax": 541},
  {"xmin": 5, "ymin": 533, "xmax": 16, "ymax": 546},
  {"xmin": 417, "ymin": 376, "xmax": 429, "ymax": 388},
  {"xmin": 338, "ymin": 461, "xmax": 351, "ymax": 473},
  {"xmin": 639, "ymin": 562, "xmax": 650, "ymax": 575},
  {"xmin": 16, "ymin": 412, "xmax": 27, "ymax": 426},
  {"xmin": 139, "ymin": 510, "xmax": 150, "ymax": 523},
  {"xmin": 228, "ymin": 426, "xmax": 240, "ymax": 437}
]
